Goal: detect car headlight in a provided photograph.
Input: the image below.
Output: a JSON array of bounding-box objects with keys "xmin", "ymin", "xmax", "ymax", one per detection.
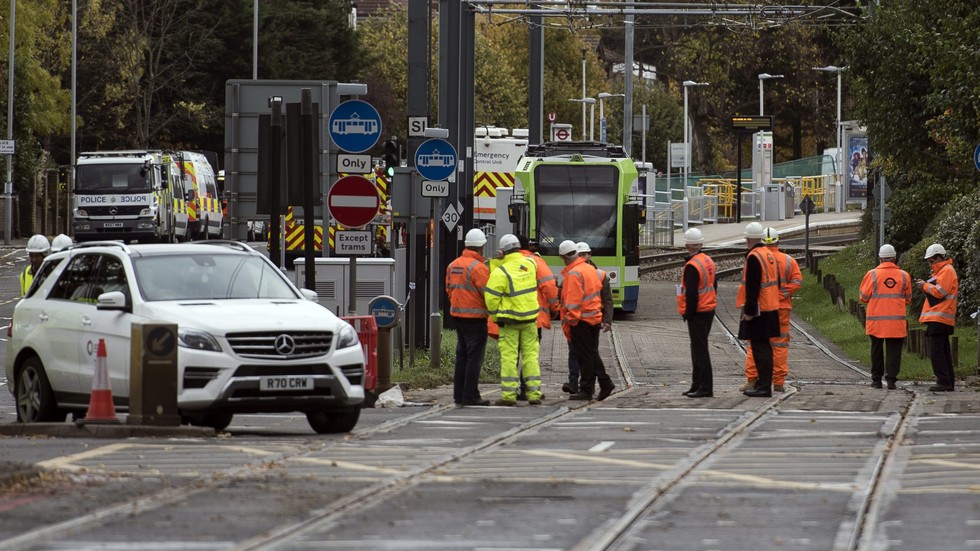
[
  {"xmin": 336, "ymin": 323, "xmax": 360, "ymax": 349},
  {"xmin": 178, "ymin": 328, "xmax": 222, "ymax": 352}
]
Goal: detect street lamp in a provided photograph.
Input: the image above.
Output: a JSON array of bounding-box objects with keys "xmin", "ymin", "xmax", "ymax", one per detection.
[
  {"xmin": 568, "ymin": 97, "xmax": 596, "ymax": 141},
  {"xmin": 758, "ymin": 73, "xmax": 784, "ymax": 116},
  {"xmin": 598, "ymin": 92, "xmax": 624, "ymax": 143},
  {"xmin": 682, "ymin": 80, "xmax": 709, "ymax": 231},
  {"xmin": 813, "ymin": 65, "xmax": 847, "ymax": 211}
]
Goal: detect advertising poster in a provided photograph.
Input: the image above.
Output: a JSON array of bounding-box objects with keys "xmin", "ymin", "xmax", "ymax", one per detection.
[{"xmin": 847, "ymin": 135, "xmax": 869, "ymax": 199}]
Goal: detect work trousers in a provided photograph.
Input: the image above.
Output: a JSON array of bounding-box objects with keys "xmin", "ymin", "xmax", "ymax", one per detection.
[
  {"xmin": 926, "ymin": 322, "xmax": 955, "ymax": 388},
  {"xmin": 499, "ymin": 321, "xmax": 541, "ymax": 402},
  {"xmin": 869, "ymin": 336, "xmax": 904, "ymax": 384},
  {"xmin": 749, "ymin": 338, "xmax": 774, "ymax": 390},
  {"xmin": 452, "ymin": 317, "xmax": 488, "ymax": 403},
  {"xmin": 686, "ymin": 311, "xmax": 714, "ymax": 392},
  {"xmin": 567, "ymin": 340, "xmax": 580, "ymax": 386},
  {"xmin": 745, "ymin": 309, "xmax": 791, "ymax": 384},
  {"xmin": 570, "ymin": 322, "xmax": 612, "ymax": 396}
]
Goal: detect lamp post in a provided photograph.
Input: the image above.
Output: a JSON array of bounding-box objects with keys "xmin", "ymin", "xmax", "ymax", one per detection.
[
  {"xmin": 758, "ymin": 73, "xmax": 783, "ymax": 116},
  {"xmin": 580, "ymin": 48, "xmax": 587, "ymax": 140},
  {"xmin": 682, "ymin": 80, "xmax": 709, "ymax": 231},
  {"xmin": 568, "ymin": 97, "xmax": 596, "ymax": 141},
  {"xmin": 813, "ymin": 65, "xmax": 847, "ymax": 211},
  {"xmin": 598, "ymin": 92, "xmax": 624, "ymax": 143}
]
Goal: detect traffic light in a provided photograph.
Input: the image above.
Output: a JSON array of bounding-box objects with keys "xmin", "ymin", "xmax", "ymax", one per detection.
[{"xmin": 383, "ymin": 139, "xmax": 399, "ymax": 178}]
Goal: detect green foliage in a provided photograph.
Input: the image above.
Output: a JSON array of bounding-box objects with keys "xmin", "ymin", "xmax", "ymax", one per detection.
[{"xmin": 392, "ymin": 330, "xmax": 501, "ymax": 389}]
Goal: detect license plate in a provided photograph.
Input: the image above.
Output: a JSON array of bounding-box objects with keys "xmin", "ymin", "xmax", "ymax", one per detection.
[
  {"xmin": 260, "ymin": 376, "xmax": 313, "ymax": 391},
  {"xmin": 103, "ymin": 222, "xmax": 123, "ymax": 228}
]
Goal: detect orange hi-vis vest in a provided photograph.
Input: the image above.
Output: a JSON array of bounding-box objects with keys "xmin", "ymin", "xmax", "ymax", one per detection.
[
  {"xmin": 676, "ymin": 251, "xmax": 717, "ymax": 315},
  {"xmin": 560, "ymin": 257, "xmax": 603, "ymax": 332},
  {"xmin": 919, "ymin": 258, "xmax": 958, "ymax": 327},
  {"xmin": 773, "ymin": 248, "xmax": 803, "ymax": 310},
  {"xmin": 736, "ymin": 246, "xmax": 780, "ymax": 313},
  {"xmin": 446, "ymin": 249, "xmax": 490, "ymax": 319},
  {"xmin": 523, "ymin": 249, "xmax": 560, "ymax": 329},
  {"xmin": 859, "ymin": 261, "xmax": 912, "ymax": 338}
]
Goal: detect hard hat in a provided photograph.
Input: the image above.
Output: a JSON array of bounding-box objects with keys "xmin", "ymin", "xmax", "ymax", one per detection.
[
  {"xmin": 744, "ymin": 222, "xmax": 765, "ymax": 239},
  {"xmin": 576, "ymin": 241, "xmax": 591, "ymax": 254},
  {"xmin": 26, "ymin": 234, "xmax": 51, "ymax": 254},
  {"xmin": 878, "ymin": 244, "xmax": 896, "ymax": 259},
  {"xmin": 762, "ymin": 227, "xmax": 780, "ymax": 245},
  {"xmin": 51, "ymin": 234, "xmax": 73, "ymax": 252},
  {"xmin": 558, "ymin": 240, "xmax": 578, "ymax": 257},
  {"xmin": 464, "ymin": 228, "xmax": 487, "ymax": 247},
  {"xmin": 498, "ymin": 234, "xmax": 521, "ymax": 253},
  {"xmin": 924, "ymin": 243, "xmax": 946, "ymax": 259},
  {"xmin": 683, "ymin": 228, "xmax": 704, "ymax": 245}
]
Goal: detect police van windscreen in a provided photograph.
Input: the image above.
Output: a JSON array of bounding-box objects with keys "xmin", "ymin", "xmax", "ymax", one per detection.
[{"xmin": 76, "ymin": 164, "xmax": 150, "ymax": 193}]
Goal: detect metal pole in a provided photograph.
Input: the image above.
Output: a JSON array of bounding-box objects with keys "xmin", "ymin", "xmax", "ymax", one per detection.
[
  {"xmin": 836, "ymin": 70, "xmax": 842, "ymax": 211},
  {"xmin": 589, "ymin": 102, "xmax": 595, "ymax": 141},
  {"xmin": 623, "ymin": 13, "xmax": 634, "ymax": 154},
  {"xmin": 682, "ymin": 85, "xmax": 689, "ymax": 231},
  {"xmin": 71, "ymin": 0, "xmax": 76, "ymax": 238},
  {"xmin": 429, "ymin": 202, "xmax": 441, "ymax": 370},
  {"xmin": 759, "ymin": 78, "xmax": 764, "ymax": 116},
  {"xmin": 5, "ymin": 0, "xmax": 15, "ymax": 245},
  {"xmin": 599, "ymin": 97, "xmax": 604, "ymax": 143},
  {"xmin": 581, "ymin": 48, "xmax": 587, "ymax": 141},
  {"xmin": 641, "ymin": 104, "xmax": 647, "ymax": 164},
  {"xmin": 253, "ymin": 0, "xmax": 259, "ymax": 79}
]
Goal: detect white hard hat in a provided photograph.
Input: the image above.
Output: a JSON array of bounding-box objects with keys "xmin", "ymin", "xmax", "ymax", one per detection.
[
  {"xmin": 576, "ymin": 241, "xmax": 591, "ymax": 254},
  {"xmin": 498, "ymin": 234, "xmax": 521, "ymax": 253},
  {"xmin": 744, "ymin": 222, "xmax": 765, "ymax": 239},
  {"xmin": 924, "ymin": 243, "xmax": 946, "ymax": 259},
  {"xmin": 683, "ymin": 228, "xmax": 704, "ymax": 245},
  {"xmin": 762, "ymin": 227, "xmax": 780, "ymax": 245},
  {"xmin": 464, "ymin": 228, "xmax": 487, "ymax": 247},
  {"xmin": 51, "ymin": 234, "xmax": 73, "ymax": 252},
  {"xmin": 558, "ymin": 240, "xmax": 578, "ymax": 257},
  {"xmin": 26, "ymin": 234, "xmax": 51, "ymax": 254},
  {"xmin": 878, "ymin": 244, "xmax": 896, "ymax": 259}
]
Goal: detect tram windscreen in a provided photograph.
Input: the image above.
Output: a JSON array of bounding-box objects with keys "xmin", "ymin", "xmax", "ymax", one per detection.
[{"xmin": 533, "ymin": 164, "xmax": 618, "ymax": 256}]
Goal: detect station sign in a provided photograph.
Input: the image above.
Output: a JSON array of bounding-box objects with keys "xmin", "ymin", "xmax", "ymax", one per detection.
[
  {"xmin": 0, "ymin": 140, "xmax": 14, "ymax": 155},
  {"xmin": 328, "ymin": 99, "xmax": 382, "ymax": 154},
  {"xmin": 731, "ymin": 115, "xmax": 773, "ymax": 133},
  {"xmin": 335, "ymin": 230, "xmax": 372, "ymax": 255},
  {"xmin": 421, "ymin": 180, "xmax": 449, "ymax": 197}
]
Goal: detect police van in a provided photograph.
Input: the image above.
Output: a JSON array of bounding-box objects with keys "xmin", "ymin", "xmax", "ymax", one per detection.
[
  {"xmin": 178, "ymin": 151, "xmax": 223, "ymax": 240},
  {"xmin": 73, "ymin": 150, "xmax": 179, "ymax": 243}
]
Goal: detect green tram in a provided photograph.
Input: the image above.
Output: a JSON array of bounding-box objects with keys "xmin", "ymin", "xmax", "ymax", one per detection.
[{"xmin": 508, "ymin": 142, "xmax": 644, "ymax": 313}]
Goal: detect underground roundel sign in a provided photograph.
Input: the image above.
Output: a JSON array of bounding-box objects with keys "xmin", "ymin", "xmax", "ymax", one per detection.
[{"xmin": 327, "ymin": 175, "xmax": 380, "ymax": 228}]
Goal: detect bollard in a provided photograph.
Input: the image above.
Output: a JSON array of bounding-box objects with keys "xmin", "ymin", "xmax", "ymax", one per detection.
[{"xmin": 816, "ymin": 269, "xmax": 822, "ymax": 284}]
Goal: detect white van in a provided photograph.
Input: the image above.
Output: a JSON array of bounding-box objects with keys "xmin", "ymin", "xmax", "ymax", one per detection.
[{"xmin": 178, "ymin": 151, "xmax": 223, "ymax": 239}]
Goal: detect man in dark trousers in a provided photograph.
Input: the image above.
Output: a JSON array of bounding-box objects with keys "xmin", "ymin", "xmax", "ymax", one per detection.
[
  {"xmin": 915, "ymin": 243, "xmax": 958, "ymax": 392},
  {"xmin": 677, "ymin": 228, "xmax": 716, "ymax": 398},
  {"xmin": 446, "ymin": 228, "xmax": 492, "ymax": 406},
  {"xmin": 859, "ymin": 244, "xmax": 912, "ymax": 389},
  {"xmin": 736, "ymin": 222, "xmax": 781, "ymax": 397}
]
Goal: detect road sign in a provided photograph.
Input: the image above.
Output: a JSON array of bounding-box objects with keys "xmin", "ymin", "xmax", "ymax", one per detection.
[
  {"xmin": 327, "ymin": 175, "xmax": 380, "ymax": 228},
  {"xmin": 799, "ymin": 195, "xmax": 817, "ymax": 216},
  {"xmin": 871, "ymin": 180, "xmax": 891, "ymax": 202},
  {"xmin": 408, "ymin": 116, "xmax": 428, "ymax": 137},
  {"xmin": 421, "ymin": 180, "xmax": 449, "ymax": 197},
  {"xmin": 368, "ymin": 295, "xmax": 401, "ymax": 329},
  {"xmin": 328, "ymin": 99, "xmax": 382, "ymax": 154},
  {"xmin": 0, "ymin": 140, "xmax": 14, "ymax": 155},
  {"xmin": 335, "ymin": 230, "xmax": 372, "ymax": 255},
  {"xmin": 974, "ymin": 143, "xmax": 980, "ymax": 172},
  {"xmin": 337, "ymin": 153, "xmax": 371, "ymax": 174},
  {"xmin": 442, "ymin": 202, "xmax": 460, "ymax": 231},
  {"xmin": 415, "ymin": 138, "xmax": 457, "ymax": 181},
  {"xmin": 872, "ymin": 207, "xmax": 892, "ymax": 223},
  {"xmin": 547, "ymin": 112, "xmax": 557, "ymax": 122}
]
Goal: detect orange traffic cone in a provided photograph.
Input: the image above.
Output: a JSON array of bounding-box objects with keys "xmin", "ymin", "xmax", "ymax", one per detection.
[{"xmin": 76, "ymin": 338, "xmax": 120, "ymax": 425}]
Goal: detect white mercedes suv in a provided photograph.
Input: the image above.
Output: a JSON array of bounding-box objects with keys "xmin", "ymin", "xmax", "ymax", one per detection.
[{"xmin": 5, "ymin": 241, "xmax": 366, "ymax": 433}]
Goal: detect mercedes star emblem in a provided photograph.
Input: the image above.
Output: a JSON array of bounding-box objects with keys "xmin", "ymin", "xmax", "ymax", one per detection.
[{"xmin": 274, "ymin": 334, "xmax": 296, "ymax": 356}]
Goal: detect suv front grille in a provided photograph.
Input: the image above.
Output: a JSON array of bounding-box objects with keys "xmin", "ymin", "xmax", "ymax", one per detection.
[{"xmin": 226, "ymin": 331, "xmax": 333, "ymax": 359}]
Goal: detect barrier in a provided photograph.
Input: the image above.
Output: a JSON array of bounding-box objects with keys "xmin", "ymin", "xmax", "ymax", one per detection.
[{"xmin": 341, "ymin": 315, "xmax": 378, "ymax": 391}]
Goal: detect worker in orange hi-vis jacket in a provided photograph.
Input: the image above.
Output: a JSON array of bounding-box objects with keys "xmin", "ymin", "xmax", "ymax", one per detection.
[
  {"xmin": 859, "ymin": 244, "xmax": 912, "ymax": 390},
  {"xmin": 742, "ymin": 227, "xmax": 802, "ymax": 393}
]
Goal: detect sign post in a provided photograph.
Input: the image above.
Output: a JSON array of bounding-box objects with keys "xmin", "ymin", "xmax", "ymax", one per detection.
[{"xmin": 368, "ymin": 295, "xmax": 401, "ymax": 393}]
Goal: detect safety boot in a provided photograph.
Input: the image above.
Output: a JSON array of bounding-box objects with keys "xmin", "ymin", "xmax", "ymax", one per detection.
[
  {"xmin": 738, "ymin": 378, "xmax": 758, "ymax": 392},
  {"xmin": 773, "ymin": 384, "xmax": 785, "ymax": 392}
]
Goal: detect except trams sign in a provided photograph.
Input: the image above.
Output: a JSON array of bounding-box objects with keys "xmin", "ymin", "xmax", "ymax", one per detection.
[{"xmin": 335, "ymin": 230, "xmax": 372, "ymax": 255}]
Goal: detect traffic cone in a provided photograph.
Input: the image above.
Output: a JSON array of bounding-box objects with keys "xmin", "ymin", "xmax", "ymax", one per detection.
[{"xmin": 76, "ymin": 338, "xmax": 120, "ymax": 425}]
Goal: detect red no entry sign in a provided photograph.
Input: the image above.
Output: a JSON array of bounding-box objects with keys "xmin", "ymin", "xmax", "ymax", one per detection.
[{"xmin": 327, "ymin": 175, "xmax": 380, "ymax": 228}]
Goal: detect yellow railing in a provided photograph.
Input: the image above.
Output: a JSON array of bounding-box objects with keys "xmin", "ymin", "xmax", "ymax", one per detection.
[{"xmin": 698, "ymin": 178, "xmax": 742, "ymax": 220}]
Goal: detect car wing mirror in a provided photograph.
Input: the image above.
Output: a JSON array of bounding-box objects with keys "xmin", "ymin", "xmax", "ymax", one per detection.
[{"xmin": 96, "ymin": 290, "xmax": 131, "ymax": 313}]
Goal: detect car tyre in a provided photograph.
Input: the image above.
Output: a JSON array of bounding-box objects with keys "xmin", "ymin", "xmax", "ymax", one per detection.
[
  {"xmin": 186, "ymin": 412, "xmax": 233, "ymax": 431},
  {"xmin": 307, "ymin": 407, "xmax": 361, "ymax": 434},
  {"xmin": 15, "ymin": 357, "xmax": 63, "ymax": 423}
]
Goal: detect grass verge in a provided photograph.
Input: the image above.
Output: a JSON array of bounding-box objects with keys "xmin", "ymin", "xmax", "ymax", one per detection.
[{"xmin": 391, "ymin": 329, "xmax": 502, "ymax": 389}]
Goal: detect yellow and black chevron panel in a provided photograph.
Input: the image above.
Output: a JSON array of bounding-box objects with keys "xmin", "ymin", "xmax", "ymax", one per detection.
[{"xmin": 474, "ymin": 171, "xmax": 516, "ymax": 197}]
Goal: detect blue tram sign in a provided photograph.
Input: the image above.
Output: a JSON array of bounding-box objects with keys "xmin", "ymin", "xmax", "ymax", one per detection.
[
  {"xmin": 328, "ymin": 100, "xmax": 382, "ymax": 154},
  {"xmin": 414, "ymin": 138, "xmax": 457, "ymax": 182}
]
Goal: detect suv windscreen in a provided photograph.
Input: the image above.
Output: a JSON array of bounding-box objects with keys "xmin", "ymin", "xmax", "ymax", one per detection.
[{"xmin": 134, "ymin": 254, "xmax": 299, "ymax": 301}]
